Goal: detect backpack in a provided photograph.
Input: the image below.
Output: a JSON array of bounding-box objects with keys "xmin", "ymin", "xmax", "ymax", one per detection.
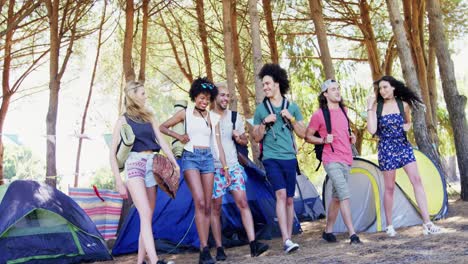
[
  {"xmin": 231, "ymin": 111, "xmax": 250, "ymax": 166},
  {"xmin": 375, "ymin": 98, "xmax": 407, "ymax": 139},
  {"xmin": 313, "ymin": 105, "xmax": 351, "ymax": 171},
  {"xmin": 259, "ymin": 97, "xmax": 296, "ymax": 161}
]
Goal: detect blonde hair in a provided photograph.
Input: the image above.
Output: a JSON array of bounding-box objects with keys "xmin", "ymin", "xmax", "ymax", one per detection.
[{"xmin": 124, "ymin": 81, "xmax": 153, "ymax": 122}]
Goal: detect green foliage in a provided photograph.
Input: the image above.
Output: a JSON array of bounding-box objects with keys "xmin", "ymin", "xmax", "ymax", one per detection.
[
  {"xmin": 3, "ymin": 144, "xmax": 45, "ymax": 182},
  {"xmin": 89, "ymin": 167, "xmax": 115, "ymax": 190}
]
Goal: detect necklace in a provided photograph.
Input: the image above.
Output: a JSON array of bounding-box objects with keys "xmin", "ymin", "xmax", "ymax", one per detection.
[{"xmin": 194, "ymin": 107, "xmax": 209, "ymax": 127}]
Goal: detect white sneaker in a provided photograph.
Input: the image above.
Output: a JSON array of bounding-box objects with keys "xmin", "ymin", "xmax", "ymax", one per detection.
[
  {"xmin": 283, "ymin": 239, "xmax": 299, "ymax": 253},
  {"xmin": 386, "ymin": 225, "xmax": 397, "ymax": 237},
  {"xmin": 422, "ymin": 222, "xmax": 442, "ymax": 235}
]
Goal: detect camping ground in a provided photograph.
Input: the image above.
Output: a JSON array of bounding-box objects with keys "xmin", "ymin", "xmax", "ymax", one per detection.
[{"xmin": 103, "ymin": 199, "xmax": 468, "ymax": 264}]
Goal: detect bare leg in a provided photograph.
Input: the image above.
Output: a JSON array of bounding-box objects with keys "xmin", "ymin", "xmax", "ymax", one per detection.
[
  {"xmin": 325, "ymin": 198, "xmax": 340, "ymax": 233},
  {"xmin": 127, "ymin": 179, "xmax": 158, "ymax": 264},
  {"xmin": 403, "ymin": 161, "xmax": 431, "ymax": 223},
  {"xmin": 383, "ymin": 170, "xmax": 397, "ymax": 226},
  {"xmin": 339, "ymin": 199, "xmax": 356, "ymax": 236},
  {"xmin": 231, "ymin": 190, "xmax": 255, "ymax": 242},
  {"xmin": 275, "ymin": 189, "xmax": 289, "ymax": 242},
  {"xmin": 137, "ymin": 186, "xmax": 157, "ymax": 263},
  {"xmin": 286, "ymin": 197, "xmax": 295, "ymax": 239},
  {"xmin": 210, "ymin": 197, "xmax": 223, "ymax": 247}
]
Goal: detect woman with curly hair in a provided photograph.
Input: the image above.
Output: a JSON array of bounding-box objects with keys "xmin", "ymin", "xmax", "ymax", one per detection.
[
  {"xmin": 366, "ymin": 76, "xmax": 442, "ymax": 237},
  {"xmin": 110, "ymin": 81, "xmax": 179, "ymax": 264},
  {"xmin": 252, "ymin": 63, "xmax": 306, "ymax": 253},
  {"xmin": 160, "ymin": 77, "xmax": 219, "ymax": 264}
]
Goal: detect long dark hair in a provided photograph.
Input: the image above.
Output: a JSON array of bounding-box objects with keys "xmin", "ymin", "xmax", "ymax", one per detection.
[
  {"xmin": 258, "ymin": 63, "xmax": 290, "ymax": 95},
  {"xmin": 318, "ymin": 92, "xmax": 345, "ymax": 109},
  {"xmin": 374, "ymin": 76, "xmax": 423, "ymax": 108}
]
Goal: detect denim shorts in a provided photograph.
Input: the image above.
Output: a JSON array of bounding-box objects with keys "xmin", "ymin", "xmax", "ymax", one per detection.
[
  {"xmin": 181, "ymin": 148, "xmax": 215, "ymax": 174},
  {"xmin": 263, "ymin": 158, "xmax": 298, "ymax": 197},
  {"xmin": 212, "ymin": 163, "xmax": 247, "ymax": 199},
  {"xmin": 125, "ymin": 152, "xmax": 156, "ymax": 187},
  {"xmin": 324, "ymin": 162, "xmax": 351, "ymax": 201}
]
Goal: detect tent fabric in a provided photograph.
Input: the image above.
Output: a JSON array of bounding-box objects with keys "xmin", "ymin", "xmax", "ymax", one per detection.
[
  {"xmin": 69, "ymin": 187, "xmax": 123, "ymax": 240},
  {"xmin": 112, "ymin": 159, "xmax": 324, "ymax": 255},
  {"xmin": 294, "ymin": 174, "xmax": 326, "ymax": 222},
  {"xmin": 0, "ymin": 180, "xmax": 112, "ymax": 264},
  {"xmin": 323, "ymin": 151, "xmax": 448, "ymax": 233}
]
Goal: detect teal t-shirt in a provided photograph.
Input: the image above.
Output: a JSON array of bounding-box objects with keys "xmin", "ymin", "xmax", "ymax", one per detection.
[{"xmin": 253, "ymin": 100, "xmax": 303, "ymax": 160}]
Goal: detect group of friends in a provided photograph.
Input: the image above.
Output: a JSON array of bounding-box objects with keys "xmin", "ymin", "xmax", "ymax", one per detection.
[{"xmin": 109, "ymin": 63, "xmax": 442, "ymax": 264}]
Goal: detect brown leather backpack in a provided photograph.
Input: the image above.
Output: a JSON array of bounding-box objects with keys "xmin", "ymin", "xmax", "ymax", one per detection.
[{"xmin": 152, "ymin": 154, "xmax": 180, "ymax": 199}]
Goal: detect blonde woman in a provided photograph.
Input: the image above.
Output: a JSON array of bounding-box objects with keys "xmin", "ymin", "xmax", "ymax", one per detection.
[{"xmin": 110, "ymin": 81, "xmax": 179, "ymax": 264}]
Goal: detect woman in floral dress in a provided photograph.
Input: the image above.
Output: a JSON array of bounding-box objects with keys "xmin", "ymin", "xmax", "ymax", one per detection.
[{"xmin": 366, "ymin": 76, "xmax": 441, "ymax": 237}]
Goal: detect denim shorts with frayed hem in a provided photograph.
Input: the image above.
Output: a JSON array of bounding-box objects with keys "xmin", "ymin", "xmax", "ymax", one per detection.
[
  {"xmin": 262, "ymin": 158, "xmax": 298, "ymax": 197},
  {"xmin": 181, "ymin": 148, "xmax": 215, "ymax": 175},
  {"xmin": 125, "ymin": 152, "xmax": 156, "ymax": 188}
]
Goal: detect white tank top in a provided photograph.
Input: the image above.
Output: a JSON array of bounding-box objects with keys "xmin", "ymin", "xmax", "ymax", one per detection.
[{"xmin": 184, "ymin": 106, "xmax": 212, "ymax": 152}]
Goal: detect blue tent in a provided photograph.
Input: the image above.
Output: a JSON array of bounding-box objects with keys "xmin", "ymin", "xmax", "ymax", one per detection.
[
  {"xmin": 0, "ymin": 180, "xmax": 112, "ymax": 264},
  {"xmin": 112, "ymin": 159, "xmax": 324, "ymax": 255}
]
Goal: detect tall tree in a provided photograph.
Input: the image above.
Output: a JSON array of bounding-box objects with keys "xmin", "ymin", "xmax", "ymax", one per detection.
[
  {"xmin": 222, "ymin": 0, "xmax": 237, "ymax": 110},
  {"xmin": 74, "ymin": 0, "xmax": 107, "ymax": 187},
  {"xmin": 308, "ymin": 0, "xmax": 335, "ymax": 79},
  {"xmin": 195, "ymin": 0, "xmax": 213, "ymax": 81},
  {"xmin": 123, "ymin": 0, "xmax": 135, "ymax": 82},
  {"xmin": 262, "ymin": 0, "xmax": 279, "ymax": 63},
  {"xmin": 385, "ymin": 0, "xmax": 442, "ymax": 170},
  {"xmin": 358, "ymin": 0, "xmax": 382, "ymax": 81},
  {"xmin": 426, "ymin": 0, "xmax": 468, "ymax": 200},
  {"xmin": 248, "ymin": 0, "xmax": 264, "ymax": 105},
  {"xmin": 138, "ymin": 0, "xmax": 149, "ymax": 83}
]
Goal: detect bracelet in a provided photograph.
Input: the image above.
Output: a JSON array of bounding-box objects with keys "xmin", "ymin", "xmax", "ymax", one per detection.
[
  {"xmin": 290, "ymin": 117, "xmax": 296, "ymax": 124},
  {"xmin": 367, "ymin": 108, "xmax": 374, "ymax": 112},
  {"xmin": 322, "ymin": 137, "xmax": 326, "ymax": 144},
  {"xmin": 261, "ymin": 119, "xmax": 267, "ymax": 125},
  {"xmin": 223, "ymin": 166, "xmax": 229, "ymax": 171}
]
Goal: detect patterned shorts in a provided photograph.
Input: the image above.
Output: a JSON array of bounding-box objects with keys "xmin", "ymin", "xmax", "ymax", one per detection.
[
  {"xmin": 125, "ymin": 152, "xmax": 156, "ymax": 187},
  {"xmin": 212, "ymin": 163, "xmax": 247, "ymax": 199}
]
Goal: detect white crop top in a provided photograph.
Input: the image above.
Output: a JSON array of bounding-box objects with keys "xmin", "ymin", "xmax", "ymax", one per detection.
[{"xmin": 184, "ymin": 106, "xmax": 212, "ymax": 152}]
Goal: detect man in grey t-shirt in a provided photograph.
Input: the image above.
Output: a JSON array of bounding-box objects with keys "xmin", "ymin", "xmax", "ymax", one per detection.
[{"xmin": 209, "ymin": 83, "xmax": 269, "ymax": 261}]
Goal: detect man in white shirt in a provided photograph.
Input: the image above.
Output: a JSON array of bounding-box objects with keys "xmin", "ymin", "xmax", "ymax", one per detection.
[{"xmin": 209, "ymin": 83, "xmax": 269, "ymax": 261}]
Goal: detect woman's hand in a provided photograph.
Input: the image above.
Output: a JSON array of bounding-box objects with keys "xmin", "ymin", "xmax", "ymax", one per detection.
[
  {"xmin": 116, "ymin": 182, "xmax": 128, "ymax": 199},
  {"xmin": 177, "ymin": 133, "xmax": 190, "ymax": 144},
  {"xmin": 367, "ymin": 94, "xmax": 376, "ymax": 109}
]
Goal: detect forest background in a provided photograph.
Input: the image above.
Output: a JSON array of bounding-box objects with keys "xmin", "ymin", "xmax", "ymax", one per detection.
[{"xmin": 1, "ymin": 0, "xmax": 467, "ymax": 200}]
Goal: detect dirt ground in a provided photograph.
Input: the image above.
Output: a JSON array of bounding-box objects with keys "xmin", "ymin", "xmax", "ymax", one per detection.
[{"xmin": 102, "ymin": 199, "xmax": 468, "ymax": 264}]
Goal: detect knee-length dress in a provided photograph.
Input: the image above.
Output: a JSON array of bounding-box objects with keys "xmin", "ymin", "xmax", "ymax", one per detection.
[{"xmin": 377, "ymin": 113, "xmax": 416, "ymax": 171}]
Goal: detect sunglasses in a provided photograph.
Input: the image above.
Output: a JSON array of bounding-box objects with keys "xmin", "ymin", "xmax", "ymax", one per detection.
[{"xmin": 201, "ymin": 83, "xmax": 215, "ymax": 90}]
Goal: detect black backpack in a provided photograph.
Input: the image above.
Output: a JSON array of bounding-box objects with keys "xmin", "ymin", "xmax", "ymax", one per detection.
[
  {"xmin": 313, "ymin": 105, "xmax": 351, "ymax": 171},
  {"xmin": 231, "ymin": 111, "xmax": 250, "ymax": 162},
  {"xmin": 259, "ymin": 97, "xmax": 296, "ymax": 161}
]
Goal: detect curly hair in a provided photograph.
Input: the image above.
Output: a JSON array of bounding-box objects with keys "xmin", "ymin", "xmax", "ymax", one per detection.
[
  {"xmin": 189, "ymin": 77, "xmax": 218, "ymax": 102},
  {"xmin": 258, "ymin": 63, "xmax": 290, "ymax": 95},
  {"xmin": 374, "ymin": 76, "xmax": 423, "ymax": 108},
  {"xmin": 124, "ymin": 81, "xmax": 154, "ymax": 122}
]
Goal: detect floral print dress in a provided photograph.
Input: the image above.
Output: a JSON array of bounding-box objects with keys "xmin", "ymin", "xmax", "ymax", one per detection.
[{"xmin": 377, "ymin": 113, "xmax": 416, "ymax": 171}]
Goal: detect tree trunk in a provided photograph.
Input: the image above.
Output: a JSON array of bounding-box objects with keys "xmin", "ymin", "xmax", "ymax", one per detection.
[
  {"xmin": 359, "ymin": 0, "xmax": 382, "ymax": 81},
  {"xmin": 74, "ymin": 0, "xmax": 107, "ymax": 187},
  {"xmin": 308, "ymin": 0, "xmax": 335, "ymax": 79},
  {"xmin": 123, "ymin": 0, "xmax": 135, "ymax": 82},
  {"xmin": 231, "ymin": 0, "xmax": 260, "ymax": 163},
  {"xmin": 195, "ymin": 0, "xmax": 213, "ymax": 81},
  {"xmin": 248, "ymin": 0, "xmax": 264, "ymax": 105},
  {"xmin": 427, "ymin": 38, "xmax": 437, "ymax": 127},
  {"xmin": 382, "ymin": 36, "xmax": 396, "ymax": 75},
  {"xmin": 222, "ymin": 0, "xmax": 237, "ymax": 111},
  {"xmin": 248, "ymin": 0, "xmax": 262, "ymax": 163},
  {"xmin": 262, "ymin": 0, "xmax": 278, "ymax": 64},
  {"xmin": 138, "ymin": 0, "xmax": 148, "ymax": 83},
  {"xmin": 385, "ymin": 0, "xmax": 442, "ymax": 170},
  {"xmin": 426, "ymin": 0, "xmax": 468, "ymax": 200}
]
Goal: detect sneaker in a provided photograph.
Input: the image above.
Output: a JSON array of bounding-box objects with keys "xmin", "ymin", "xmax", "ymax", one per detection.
[
  {"xmin": 422, "ymin": 222, "xmax": 442, "ymax": 235},
  {"xmin": 156, "ymin": 261, "xmax": 174, "ymax": 264},
  {"xmin": 199, "ymin": 247, "xmax": 215, "ymax": 264},
  {"xmin": 283, "ymin": 239, "xmax": 299, "ymax": 254},
  {"xmin": 386, "ymin": 225, "xmax": 397, "ymax": 237},
  {"xmin": 250, "ymin": 240, "xmax": 269, "ymax": 257},
  {"xmin": 322, "ymin": 232, "xmax": 337, "ymax": 243},
  {"xmin": 349, "ymin": 234, "xmax": 362, "ymax": 244},
  {"xmin": 216, "ymin": 247, "xmax": 227, "ymax": 261}
]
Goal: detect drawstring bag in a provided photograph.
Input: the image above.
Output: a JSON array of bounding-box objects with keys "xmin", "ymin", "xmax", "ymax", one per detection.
[
  {"xmin": 116, "ymin": 124, "xmax": 135, "ymax": 172},
  {"xmin": 153, "ymin": 154, "xmax": 180, "ymax": 199}
]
